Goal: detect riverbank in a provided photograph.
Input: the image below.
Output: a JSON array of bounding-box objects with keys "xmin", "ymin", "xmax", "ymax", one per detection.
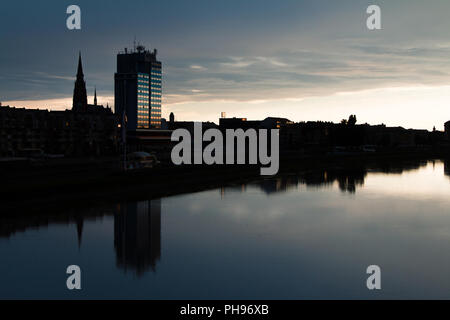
[{"xmin": 1, "ymin": 150, "xmax": 448, "ymax": 214}]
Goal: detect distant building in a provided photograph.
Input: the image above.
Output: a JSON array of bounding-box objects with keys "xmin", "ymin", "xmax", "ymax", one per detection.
[
  {"xmin": 261, "ymin": 117, "xmax": 294, "ymax": 129},
  {"xmin": 0, "ymin": 53, "xmax": 118, "ymax": 157},
  {"xmin": 219, "ymin": 117, "xmax": 261, "ymax": 130},
  {"xmin": 0, "ymin": 106, "xmax": 118, "ymax": 157},
  {"xmin": 73, "ymin": 53, "xmax": 113, "ymax": 114},
  {"xmin": 114, "ymin": 45, "xmax": 162, "ymax": 130},
  {"xmin": 72, "ymin": 53, "xmax": 88, "ymax": 112},
  {"xmin": 218, "ymin": 117, "xmax": 293, "ymax": 130}
]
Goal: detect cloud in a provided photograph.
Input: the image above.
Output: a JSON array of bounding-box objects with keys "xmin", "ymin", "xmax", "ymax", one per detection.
[
  {"xmin": 2, "ymin": 0, "xmax": 450, "ymax": 130},
  {"xmin": 3, "ymin": 96, "xmax": 114, "ymax": 111},
  {"xmin": 34, "ymin": 72, "xmax": 75, "ymax": 81},
  {"xmin": 190, "ymin": 65, "xmax": 207, "ymax": 70}
]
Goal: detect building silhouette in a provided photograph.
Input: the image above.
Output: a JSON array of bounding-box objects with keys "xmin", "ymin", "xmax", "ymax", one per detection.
[
  {"xmin": 0, "ymin": 53, "xmax": 118, "ymax": 157},
  {"xmin": 445, "ymin": 121, "xmax": 450, "ymax": 140},
  {"xmin": 72, "ymin": 53, "xmax": 112, "ymax": 114},
  {"xmin": 115, "ymin": 45, "xmax": 162, "ymax": 130},
  {"xmin": 73, "ymin": 53, "xmax": 88, "ymax": 112}
]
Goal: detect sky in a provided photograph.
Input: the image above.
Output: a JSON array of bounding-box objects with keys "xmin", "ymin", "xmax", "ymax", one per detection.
[{"xmin": 1, "ymin": 0, "xmax": 450, "ymax": 130}]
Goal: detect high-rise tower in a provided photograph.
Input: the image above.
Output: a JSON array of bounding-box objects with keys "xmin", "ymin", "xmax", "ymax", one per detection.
[
  {"xmin": 73, "ymin": 52, "xmax": 88, "ymax": 112},
  {"xmin": 114, "ymin": 45, "xmax": 162, "ymax": 130}
]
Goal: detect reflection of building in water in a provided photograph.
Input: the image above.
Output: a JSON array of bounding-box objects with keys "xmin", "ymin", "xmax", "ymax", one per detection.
[
  {"xmin": 299, "ymin": 169, "xmax": 366, "ymax": 193},
  {"xmin": 216, "ymin": 160, "xmax": 432, "ymax": 196},
  {"xmin": 76, "ymin": 216, "xmax": 84, "ymax": 249},
  {"xmin": 257, "ymin": 177, "xmax": 299, "ymax": 195},
  {"xmin": 0, "ymin": 207, "xmax": 111, "ymax": 243},
  {"xmin": 114, "ymin": 199, "xmax": 161, "ymax": 276},
  {"xmin": 444, "ymin": 159, "xmax": 450, "ymax": 177}
]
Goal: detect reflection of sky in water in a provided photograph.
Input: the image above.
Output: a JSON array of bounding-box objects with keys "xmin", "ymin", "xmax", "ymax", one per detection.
[{"xmin": 1, "ymin": 160, "xmax": 450, "ymax": 299}]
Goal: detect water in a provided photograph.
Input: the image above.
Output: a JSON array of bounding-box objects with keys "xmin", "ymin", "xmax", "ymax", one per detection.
[{"xmin": 1, "ymin": 159, "xmax": 450, "ymax": 299}]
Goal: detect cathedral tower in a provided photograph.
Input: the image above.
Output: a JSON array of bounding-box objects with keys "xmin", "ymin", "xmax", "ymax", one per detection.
[{"xmin": 73, "ymin": 52, "xmax": 88, "ymax": 112}]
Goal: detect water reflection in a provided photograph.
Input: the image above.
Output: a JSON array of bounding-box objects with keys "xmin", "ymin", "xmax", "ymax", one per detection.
[
  {"xmin": 220, "ymin": 158, "xmax": 431, "ymax": 195},
  {"xmin": 445, "ymin": 159, "xmax": 450, "ymax": 177},
  {"xmin": 0, "ymin": 199, "xmax": 162, "ymax": 278},
  {"xmin": 114, "ymin": 200, "xmax": 161, "ymax": 276},
  {"xmin": 0, "ymin": 158, "xmax": 449, "ymax": 284}
]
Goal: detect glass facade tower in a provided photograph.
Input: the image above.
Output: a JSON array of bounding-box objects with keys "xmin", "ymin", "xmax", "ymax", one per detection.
[
  {"xmin": 115, "ymin": 46, "xmax": 162, "ymax": 130},
  {"xmin": 150, "ymin": 63, "xmax": 162, "ymax": 127}
]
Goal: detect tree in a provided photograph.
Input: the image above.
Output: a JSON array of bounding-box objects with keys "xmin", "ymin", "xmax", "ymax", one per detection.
[{"xmin": 348, "ymin": 114, "xmax": 357, "ymax": 126}]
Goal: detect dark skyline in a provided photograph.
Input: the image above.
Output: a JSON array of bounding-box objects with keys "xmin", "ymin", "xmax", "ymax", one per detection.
[{"xmin": 1, "ymin": 1, "xmax": 450, "ymax": 130}]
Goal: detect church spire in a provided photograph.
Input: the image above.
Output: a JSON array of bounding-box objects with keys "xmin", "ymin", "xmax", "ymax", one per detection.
[
  {"xmin": 77, "ymin": 51, "xmax": 84, "ymax": 78},
  {"xmin": 73, "ymin": 52, "xmax": 88, "ymax": 112},
  {"xmin": 94, "ymin": 87, "xmax": 97, "ymax": 106}
]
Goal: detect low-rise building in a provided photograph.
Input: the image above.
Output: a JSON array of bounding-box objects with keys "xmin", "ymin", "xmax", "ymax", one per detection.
[{"xmin": 0, "ymin": 105, "xmax": 119, "ymax": 157}]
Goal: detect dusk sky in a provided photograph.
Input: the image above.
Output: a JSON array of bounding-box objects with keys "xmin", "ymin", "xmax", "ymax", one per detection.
[{"xmin": 2, "ymin": 0, "xmax": 450, "ymax": 129}]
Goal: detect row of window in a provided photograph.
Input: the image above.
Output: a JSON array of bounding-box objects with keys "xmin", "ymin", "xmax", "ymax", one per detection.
[
  {"xmin": 138, "ymin": 118, "xmax": 162, "ymax": 122},
  {"xmin": 139, "ymin": 87, "xmax": 161, "ymax": 93},
  {"xmin": 139, "ymin": 83, "xmax": 161, "ymax": 88}
]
